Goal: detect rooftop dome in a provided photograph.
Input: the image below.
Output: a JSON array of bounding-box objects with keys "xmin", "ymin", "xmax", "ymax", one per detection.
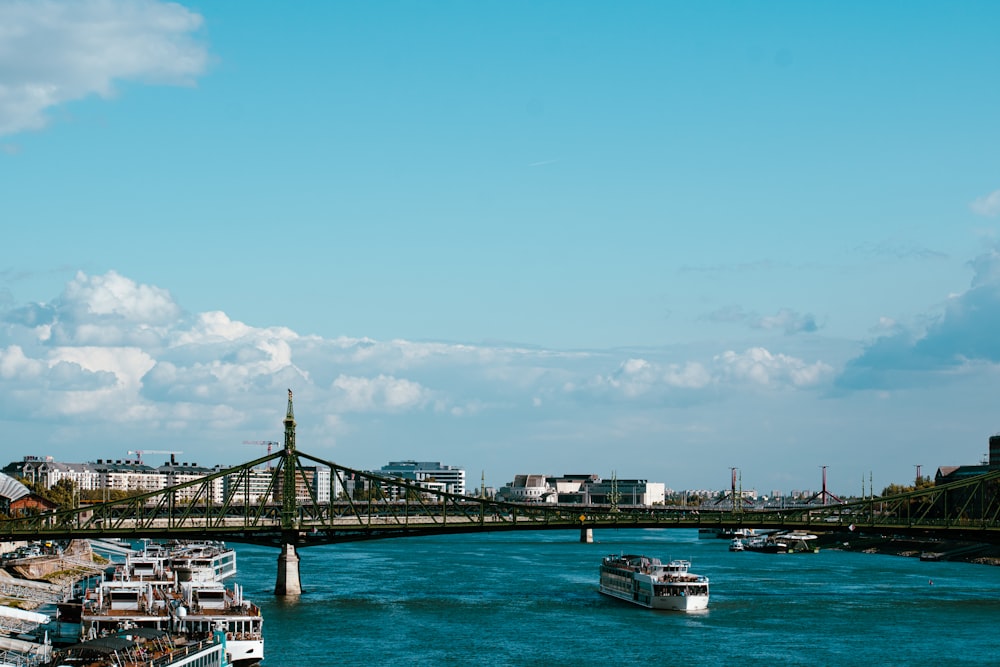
[{"xmin": 0, "ymin": 473, "xmax": 30, "ymax": 502}]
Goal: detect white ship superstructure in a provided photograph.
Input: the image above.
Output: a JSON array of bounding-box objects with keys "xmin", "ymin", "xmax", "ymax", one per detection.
[
  {"xmin": 599, "ymin": 554, "xmax": 709, "ymax": 611},
  {"xmin": 169, "ymin": 542, "xmax": 237, "ymax": 582},
  {"xmin": 80, "ymin": 541, "xmax": 262, "ymax": 667}
]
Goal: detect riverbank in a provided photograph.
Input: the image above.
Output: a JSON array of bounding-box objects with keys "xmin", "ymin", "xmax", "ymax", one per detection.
[
  {"xmin": 814, "ymin": 531, "xmax": 1000, "ymax": 565},
  {"xmin": 1, "ymin": 541, "xmax": 104, "ymax": 610}
]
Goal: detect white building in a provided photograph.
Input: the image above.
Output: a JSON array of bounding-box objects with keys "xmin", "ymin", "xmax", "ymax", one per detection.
[
  {"xmin": 497, "ymin": 474, "xmax": 556, "ymax": 503},
  {"xmin": 3, "ymin": 454, "xmax": 334, "ymax": 508},
  {"xmin": 156, "ymin": 460, "xmax": 224, "ymax": 503},
  {"xmin": 3, "ymin": 455, "xmax": 223, "ymax": 503},
  {"xmin": 298, "ymin": 465, "xmax": 335, "ymax": 503},
  {"xmin": 222, "ymin": 468, "xmax": 276, "ymax": 504},
  {"xmin": 378, "ymin": 461, "xmax": 466, "ymax": 496},
  {"xmin": 220, "ymin": 465, "xmax": 335, "ymax": 504},
  {"xmin": 583, "ymin": 479, "xmax": 665, "ymax": 506},
  {"xmin": 498, "ymin": 474, "xmax": 667, "ymax": 507},
  {"xmin": 3, "ymin": 457, "xmax": 102, "ymax": 492}
]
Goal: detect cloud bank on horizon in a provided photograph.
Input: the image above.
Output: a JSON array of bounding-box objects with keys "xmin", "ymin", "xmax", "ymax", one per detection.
[
  {"xmin": 2, "ymin": 262, "xmax": 1000, "ymax": 491},
  {"xmin": 2, "ymin": 0, "xmax": 1000, "ymax": 493},
  {"xmin": 2, "ymin": 270, "xmax": 832, "ymax": 439}
]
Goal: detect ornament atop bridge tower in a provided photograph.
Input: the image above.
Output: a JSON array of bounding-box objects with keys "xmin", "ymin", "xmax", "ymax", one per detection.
[{"xmin": 283, "ymin": 389, "xmax": 296, "ymax": 452}]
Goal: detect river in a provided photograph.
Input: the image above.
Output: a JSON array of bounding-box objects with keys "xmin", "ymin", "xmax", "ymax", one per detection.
[{"xmin": 230, "ymin": 529, "xmax": 1000, "ymax": 666}]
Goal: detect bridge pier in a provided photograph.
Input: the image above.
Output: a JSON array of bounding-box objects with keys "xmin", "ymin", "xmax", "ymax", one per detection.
[
  {"xmin": 275, "ymin": 542, "xmax": 302, "ymax": 596},
  {"xmin": 580, "ymin": 527, "xmax": 593, "ymax": 543}
]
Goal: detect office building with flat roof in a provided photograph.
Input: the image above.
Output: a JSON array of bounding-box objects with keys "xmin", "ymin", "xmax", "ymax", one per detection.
[{"xmin": 378, "ymin": 461, "xmax": 466, "ymax": 496}]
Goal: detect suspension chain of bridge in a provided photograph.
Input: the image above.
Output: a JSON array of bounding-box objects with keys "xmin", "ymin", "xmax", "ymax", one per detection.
[{"xmin": 4, "ymin": 391, "xmax": 1000, "ymax": 563}]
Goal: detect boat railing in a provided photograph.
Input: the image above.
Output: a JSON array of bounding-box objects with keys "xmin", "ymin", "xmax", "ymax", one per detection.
[
  {"xmin": 146, "ymin": 636, "xmax": 222, "ymax": 667},
  {"xmin": 0, "ymin": 647, "xmax": 48, "ymax": 667}
]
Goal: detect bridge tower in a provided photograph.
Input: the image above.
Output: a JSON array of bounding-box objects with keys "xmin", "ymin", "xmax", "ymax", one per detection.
[
  {"xmin": 733, "ymin": 467, "xmax": 741, "ymax": 513},
  {"xmin": 808, "ymin": 465, "xmax": 842, "ymax": 505},
  {"xmin": 275, "ymin": 389, "xmax": 302, "ymax": 595}
]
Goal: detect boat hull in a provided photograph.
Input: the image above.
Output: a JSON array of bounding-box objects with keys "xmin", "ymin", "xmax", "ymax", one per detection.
[
  {"xmin": 227, "ymin": 637, "xmax": 264, "ymax": 667},
  {"xmin": 599, "ymin": 585, "xmax": 709, "ymax": 611}
]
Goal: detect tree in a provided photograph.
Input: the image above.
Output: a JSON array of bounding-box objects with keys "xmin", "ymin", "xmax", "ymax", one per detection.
[
  {"xmin": 21, "ymin": 477, "xmax": 77, "ymax": 510},
  {"xmin": 49, "ymin": 478, "xmax": 77, "ymax": 508},
  {"xmin": 881, "ymin": 476, "xmax": 934, "ymax": 497},
  {"xmin": 881, "ymin": 483, "xmax": 912, "ymax": 496}
]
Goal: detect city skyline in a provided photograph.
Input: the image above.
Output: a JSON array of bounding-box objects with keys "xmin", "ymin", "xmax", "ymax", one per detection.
[
  {"xmin": 2, "ymin": 2, "xmax": 1000, "ymax": 493},
  {"xmin": 2, "ymin": 450, "xmax": 834, "ymax": 501}
]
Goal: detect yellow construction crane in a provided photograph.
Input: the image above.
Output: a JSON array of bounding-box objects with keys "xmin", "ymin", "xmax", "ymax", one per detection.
[{"xmin": 127, "ymin": 449, "xmax": 182, "ymax": 465}]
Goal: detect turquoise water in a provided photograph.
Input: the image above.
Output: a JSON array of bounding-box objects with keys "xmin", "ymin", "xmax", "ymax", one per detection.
[{"xmin": 231, "ymin": 529, "xmax": 1000, "ymax": 666}]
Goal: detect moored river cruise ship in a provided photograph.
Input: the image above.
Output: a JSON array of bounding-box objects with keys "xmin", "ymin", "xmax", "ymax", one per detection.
[
  {"xmin": 78, "ymin": 541, "xmax": 263, "ymax": 667},
  {"xmin": 599, "ymin": 554, "xmax": 709, "ymax": 611}
]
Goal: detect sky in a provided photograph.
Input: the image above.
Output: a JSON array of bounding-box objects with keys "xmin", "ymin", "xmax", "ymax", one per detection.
[{"xmin": 2, "ymin": 1, "xmax": 1000, "ymax": 497}]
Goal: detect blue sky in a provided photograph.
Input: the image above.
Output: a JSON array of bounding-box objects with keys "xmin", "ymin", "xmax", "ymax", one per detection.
[{"xmin": 2, "ymin": 1, "xmax": 1000, "ymax": 496}]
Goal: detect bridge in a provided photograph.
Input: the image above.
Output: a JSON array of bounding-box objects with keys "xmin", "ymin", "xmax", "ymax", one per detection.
[{"xmin": 4, "ymin": 391, "xmax": 1000, "ymax": 594}]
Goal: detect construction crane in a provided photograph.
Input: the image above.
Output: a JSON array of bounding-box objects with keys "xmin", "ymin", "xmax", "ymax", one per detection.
[
  {"xmin": 243, "ymin": 440, "xmax": 280, "ymax": 455},
  {"xmin": 243, "ymin": 440, "xmax": 280, "ymax": 470},
  {"xmin": 127, "ymin": 449, "xmax": 182, "ymax": 465}
]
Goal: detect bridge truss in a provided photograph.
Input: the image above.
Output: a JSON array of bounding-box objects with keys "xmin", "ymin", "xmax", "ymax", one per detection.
[
  {"xmin": 4, "ymin": 390, "xmax": 1000, "ymax": 548},
  {"xmin": 3, "ymin": 450, "xmax": 1000, "ymax": 547}
]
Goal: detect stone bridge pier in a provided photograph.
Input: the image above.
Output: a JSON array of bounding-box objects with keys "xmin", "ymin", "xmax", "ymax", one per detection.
[{"xmin": 275, "ymin": 542, "xmax": 301, "ymax": 595}]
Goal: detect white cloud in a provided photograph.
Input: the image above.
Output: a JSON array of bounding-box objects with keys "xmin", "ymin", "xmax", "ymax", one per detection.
[
  {"xmin": 837, "ymin": 246, "xmax": 1000, "ymax": 390},
  {"xmin": 872, "ymin": 317, "xmax": 899, "ymax": 334},
  {"xmin": 601, "ymin": 358, "xmax": 658, "ymax": 398},
  {"xmin": 704, "ymin": 305, "xmax": 818, "ymax": 335},
  {"xmin": 587, "ymin": 347, "xmax": 829, "ymax": 398},
  {"xmin": 174, "ymin": 311, "xmax": 253, "ymax": 344},
  {"xmin": 14, "ymin": 271, "xmax": 183, "ymax": 348},
  {"xmin": 48, "ymin": 345, "xmax": 154, "ymax": 390},
  {"xmin": 607, "ymin": 357, "xmax": 714, "ymax": 392},
  {"xmin": 64, "ymin": 270, "xmax": 181, "ymax": 324},
  {"xmin": 714, "ymin": 347, "xmax": 833, "ymax": 388},
  {"xmin": 0, "ymin": 272, "xmax": 839, "ymax": 419},
  {"xmin": 0, "ymin": 345, "xmax": 44, "ymax": 380},
  {"xmin": 331, "ymin": 374, "xmax": 431, "ymax": 412},
  {"xmin": 663, "ymin": 362, "xmax": 713, "ymax": 389},
  {"xmin": 0, "ymin": 0, "xmax": 208, "ymax": 137},
  {"xmin": 971, "ymin": 189, "xmax": 1000, "ymax": 217},
  {"xmin": 0, "ymin": 269, "xmax": 854, "ymax": 489}
]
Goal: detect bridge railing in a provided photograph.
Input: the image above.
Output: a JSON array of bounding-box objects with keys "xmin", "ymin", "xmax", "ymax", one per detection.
[{"xmin": 5, "ymin": 450, "xmax": 1000, "ymax": 544}]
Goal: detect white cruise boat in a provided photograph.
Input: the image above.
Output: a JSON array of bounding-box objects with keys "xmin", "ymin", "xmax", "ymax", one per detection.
[
  {"xmin": 599, "ymin": 554, "xmax": 709, "ymax": 611},
  {"xmin": 79, "ymin": 545, "xmax": 263, "ymax": 667}
]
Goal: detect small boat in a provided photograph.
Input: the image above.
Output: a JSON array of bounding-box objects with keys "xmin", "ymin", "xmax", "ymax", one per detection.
[
  {"xmin": 745, "ymin": 532, "xmax": 819, "ymax": 554},
  {"xmin": 599, "ymin": 555, "xmax": 709, "ymax": 611},
  {"xmin": 700, "ymin": 528, "xmax": 758, "ymax": 540},
  {"xmin": 729, "ymin": 538, "xmax": 745, "ymax": 552}
]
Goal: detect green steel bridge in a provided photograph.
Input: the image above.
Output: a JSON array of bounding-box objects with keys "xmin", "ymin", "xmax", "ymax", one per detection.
[{"xmin": 4, "ymin": 391, "xmax": 1000, "ymax": 592}]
